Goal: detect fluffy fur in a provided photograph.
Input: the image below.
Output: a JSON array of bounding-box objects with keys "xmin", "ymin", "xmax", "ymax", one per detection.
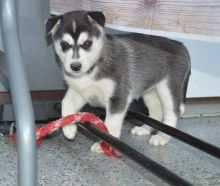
[{"xmin": 45, "ymin": 11, "xmax": 191, "ymax": 152}]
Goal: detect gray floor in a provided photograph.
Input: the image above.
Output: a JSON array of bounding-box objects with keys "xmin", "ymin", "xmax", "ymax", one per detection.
[{"xmin": 0, "ymin": 116, "xmax": 220, "ymax": 186}]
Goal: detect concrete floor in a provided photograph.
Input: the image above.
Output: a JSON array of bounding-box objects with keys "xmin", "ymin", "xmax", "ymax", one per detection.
[{"xmin": 0, "ymin": 116, "xmax": 220, "ymax": 186}]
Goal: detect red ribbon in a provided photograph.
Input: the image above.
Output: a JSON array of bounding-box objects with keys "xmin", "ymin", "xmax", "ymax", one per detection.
[{"xmin": 12, "ymin": 112, "xmax": 121, "ymax": 158}]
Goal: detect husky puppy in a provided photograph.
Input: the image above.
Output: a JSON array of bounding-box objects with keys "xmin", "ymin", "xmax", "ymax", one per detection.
[{"xmin": 45, "ymin": 11, "xmax": 190, "ymax": 152}]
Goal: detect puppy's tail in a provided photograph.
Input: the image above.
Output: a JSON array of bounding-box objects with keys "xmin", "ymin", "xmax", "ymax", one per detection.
[
  {"xmin": 182, "ymin": 48, "xmax": 191, "ymax": 104},
  {"xmin": 183, "ymin": 69, "xmax": 191, "ymax": 103}
]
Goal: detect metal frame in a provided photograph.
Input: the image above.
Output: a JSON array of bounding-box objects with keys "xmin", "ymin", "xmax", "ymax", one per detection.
[
  {"xmin": 127, "ymin": 111, "xmax": 220, "ymax": 159},
  {"xmin": 77, "ymin": 110, "xmax": 220, "ymax": 185},
  {"xmin": 78, "ymin": 123, "xmax": 193, "ymax": 186},
  {"xmin": 0, "ymin": 0, "xmax": 37, "ymax": 186}
]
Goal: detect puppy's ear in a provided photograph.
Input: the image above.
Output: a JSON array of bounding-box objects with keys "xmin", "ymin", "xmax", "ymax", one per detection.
[
  {"xmin": 45, "ymin": 16, "xmax": 62, "ymax": 35},
  {"xmin": 87, "ymin": 11, "xmax": 105, "ymax": 27}
]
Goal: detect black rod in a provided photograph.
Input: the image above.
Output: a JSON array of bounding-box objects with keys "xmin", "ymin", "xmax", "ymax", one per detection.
[
  {"xmin": 127, "ymin": 111, "xmax": 220, "ymax": 159},
  {"xmin": 77, "ymin": 123, "xmax": 193, "ymax": 186}
]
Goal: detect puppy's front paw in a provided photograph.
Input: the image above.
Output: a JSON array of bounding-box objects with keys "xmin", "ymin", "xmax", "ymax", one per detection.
[
  {"xmin": 91, "ymin": 142, "xmax": 104, "ymax": 154},
  {"xmin": 149, "ymin": 134, "xmax": 170, "ymax": 146},
  {"xmin": 62, "ymin": 124, "xmax": 77, "ymax": 140},
  {"xmin": 131, "ymin": 126, "xmax": 151, "ymax": 136}
]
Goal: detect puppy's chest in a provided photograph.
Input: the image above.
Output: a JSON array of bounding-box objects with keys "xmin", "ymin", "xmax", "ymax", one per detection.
[{"xmin": 66, "ymin": 76, "xmax": 115, "ymax": 106}]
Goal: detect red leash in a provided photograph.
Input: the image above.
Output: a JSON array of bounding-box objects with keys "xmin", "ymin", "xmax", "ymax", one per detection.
[{"xmin": 12, "ymin": 112, "xmax": 121, "ymax": 158}]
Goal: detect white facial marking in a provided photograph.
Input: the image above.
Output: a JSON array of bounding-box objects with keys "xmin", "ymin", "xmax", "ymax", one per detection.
[
  {"xmin": 77, "ymin": 34, "xmax": 103, "ymax": 75},
  {"xmin": 72, "ymin": 21, "xmax": 76, "ymax": 33},
  {"xmin": 54, "ymin": 35, "xmax": 74, "ymax": 74},
  {"xmin": 62, "ymin": 33, "xmax": 74, "ymax": 45},
  {"xmin": 77, "ymin": 32, "xmax": 89, "ymax": 46}
]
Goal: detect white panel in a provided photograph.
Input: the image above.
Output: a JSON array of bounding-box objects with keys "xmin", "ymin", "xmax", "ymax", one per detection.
[{"xmin": 182, "ymin": 40, "xmax": 220, "ymax": 97}]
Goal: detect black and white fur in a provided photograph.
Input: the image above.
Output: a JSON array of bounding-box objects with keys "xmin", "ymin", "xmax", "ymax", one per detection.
[{"xmin": 45, "ymin": 11, "xmax": 191, "ymax": 152}]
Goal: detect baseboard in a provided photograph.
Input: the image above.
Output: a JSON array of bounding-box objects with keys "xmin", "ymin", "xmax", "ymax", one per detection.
[
  {"xmin": 183, "ymin": 103, "xmax": 220, "ymax": 118},
  {"xmin": 1, "ymin": 91, "xmax": 220, "ymax": 119},
  {"xmin": 0, "ymin": 90, "xmax": 65, "ymax": 104},
  {"xmin": 1, "ymin": 90, "xmax": 220, "ymax": 103}
]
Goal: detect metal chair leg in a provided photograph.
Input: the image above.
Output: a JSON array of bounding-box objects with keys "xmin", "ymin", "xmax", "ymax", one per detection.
[{"xmin": 0, "ymin": 0, "xmax": 37, "ymax": 185}]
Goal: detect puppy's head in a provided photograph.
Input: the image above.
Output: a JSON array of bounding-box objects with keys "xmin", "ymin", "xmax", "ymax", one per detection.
[{"xmin": 45, "ymin": 11, "xmax": 105, "ymax": 77}]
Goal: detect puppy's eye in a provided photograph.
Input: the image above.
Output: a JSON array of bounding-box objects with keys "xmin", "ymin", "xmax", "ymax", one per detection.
[
  {"xmin": 60, "ymin": 41, "xmax": 71, "ymax": 51},
  {"xmin": 81, "ymin": 40, "xmax": 92, "ymax": 50}
]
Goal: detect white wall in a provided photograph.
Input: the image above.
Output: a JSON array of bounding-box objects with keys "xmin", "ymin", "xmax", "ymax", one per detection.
[{"xmin": 182, "ymin": 40, "xmax": 220, "ymax": 97}]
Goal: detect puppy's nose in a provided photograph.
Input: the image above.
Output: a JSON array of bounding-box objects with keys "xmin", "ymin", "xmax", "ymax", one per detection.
[{"xmin": 70, "ymin": 63, "xmax": 82, "ymax": 72}]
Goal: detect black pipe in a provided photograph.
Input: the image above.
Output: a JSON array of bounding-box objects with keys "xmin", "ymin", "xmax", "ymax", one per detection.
[
  {"xmin": 127, "ymin": 111, "xmax": 220, "ymax": 159},
  {"xmin": 77, "ymin": 123, "xmax": 193, "ymax": 186}
]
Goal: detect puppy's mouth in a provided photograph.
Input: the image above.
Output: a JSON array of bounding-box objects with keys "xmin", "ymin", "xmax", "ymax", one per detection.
[
  {"xmin": 64, "ymin": 64, "xmax": 97, "ymax": 78},
  {"xmin": 64, "ymin": 69, "xmax": 83, "ymax": 78}
]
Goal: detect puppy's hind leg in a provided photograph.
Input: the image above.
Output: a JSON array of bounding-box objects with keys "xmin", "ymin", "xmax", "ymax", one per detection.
[
  {"xmin": 62, "ymin": 88, "xmax": 86, "ymax": 140},
  {"xmin": 131, "ymin": 90, "xmax": 163, "ymax": 136},
  {"xmin": 149, "ymin": 79, "xmax": 180, "ymax": 146}
]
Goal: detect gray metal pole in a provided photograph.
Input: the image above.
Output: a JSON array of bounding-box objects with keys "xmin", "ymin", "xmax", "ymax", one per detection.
[{"xmin": 0, "ymin": 0, "xmax": 37, "ymax": 186}]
